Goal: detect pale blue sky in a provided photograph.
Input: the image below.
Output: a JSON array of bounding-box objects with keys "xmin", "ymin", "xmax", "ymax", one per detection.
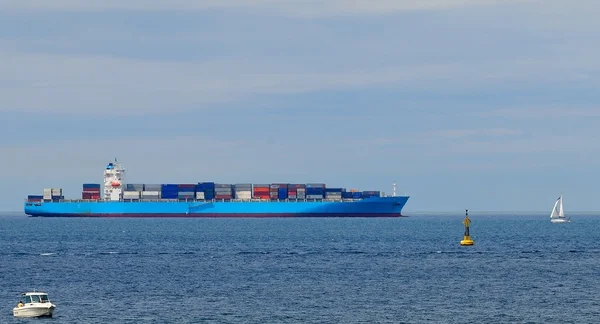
[{"xmin": 2, "ymin": 0, "xmax": 599, "ymax": 212}]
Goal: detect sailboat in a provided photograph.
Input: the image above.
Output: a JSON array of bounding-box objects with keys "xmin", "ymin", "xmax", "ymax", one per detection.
[{"xmin": 550, "ymin": 194, "xmax": 570, "ymax": 223}]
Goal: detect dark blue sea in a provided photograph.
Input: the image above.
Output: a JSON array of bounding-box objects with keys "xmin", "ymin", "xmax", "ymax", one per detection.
[{"xmin": 2, "ymin": 212, "xmax": 600, "ymax": 323}]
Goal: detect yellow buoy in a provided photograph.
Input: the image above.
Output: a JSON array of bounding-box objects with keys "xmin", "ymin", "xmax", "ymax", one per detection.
[{"xmin": 460, "ymin": 209, "xmax": 474, "ymax": 246}]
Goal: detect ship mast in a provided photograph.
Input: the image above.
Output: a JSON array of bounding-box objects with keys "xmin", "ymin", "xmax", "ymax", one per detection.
[{"xmin": 392, "ymin": 181, "xmax": 397, "ymax": 197}]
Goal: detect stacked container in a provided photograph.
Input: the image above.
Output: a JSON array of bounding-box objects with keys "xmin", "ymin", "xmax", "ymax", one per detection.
[
  {"xmin": 123, "ymin": 190, "xmax": 140, "ymax": 200},
  {"xmin": 141, "ymin": 184, "xmax": 161, "ymax": 199},
  {"xmin": 325, "ymin": 188, "xmax": 344, "ymax": 200},
  {"xmin": 214, "ymin": 184, "xmax": 232, "ymax": 199},
  {"xmin": 82, "ymin": 183, "xmax": 101, "ymax": 200},
  {"xmin": 126, "ymin": 184, "xmax": 144, "ymax": 191},
  {"xmin": 253, "ymin": 184, "xmax": 269, "ymax": 199},
  {"xmin": 297, "ymin": 185, "xmax": 306, "ymax": 199},
  {"xmin": 123, "ymin": 183, "xmax": 143, "ymax": 200},
  {"xmin": 234, "ymin": 183, "xmax": 252, "ymax": 200},
  {"xmin": 195, "ymin": 182, "xmax": 215, "ymax": 200},
  {"xmin": 177, "ymin": 184, "xmax": 195, "ymax": 200},
  {"xmin": 161, "ymin": 184, "xmax": 178, "ymax": 199},
  {"xmin": 42, "ymin": 188, "xmax": 52, "ymax": 201},
  {"xmin": 27, "ymin": 195, "xmax": 43, "ymax": 202},
  {"xmin": 269, "ymin": 183, "xmax": 288, "ymax": 200},
  {"xmin": 195, "ymin": 183, "xmax": 205, "ymax": 200},
  {"xmin": 362, "ymin": 191, "xmax": 381, "ymax": 198},
  {"xmin": 305, "ymin": 183, "xmax": 325, "ymax": 199},
  {"xmin": 43, "ymin": 188, "xmax": 63, "ymax": 201},
  {"xmin": 287, "ymin": 184, "xmax": 305, "ymax": 199}
]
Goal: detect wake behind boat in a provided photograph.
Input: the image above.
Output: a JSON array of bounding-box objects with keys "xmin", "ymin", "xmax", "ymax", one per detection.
[
  {"xmin": 13, "ymin": 291, "xmax": 56, "ymax": 318},
  {"xmin": 550, "ymin": 194, "xmax": 570, "ymax": 223}
]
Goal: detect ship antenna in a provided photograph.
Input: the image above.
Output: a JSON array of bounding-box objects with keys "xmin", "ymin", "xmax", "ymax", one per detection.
[{"xmin": 393, "ymin": 181, "xmax": 396, "ymax": 197}]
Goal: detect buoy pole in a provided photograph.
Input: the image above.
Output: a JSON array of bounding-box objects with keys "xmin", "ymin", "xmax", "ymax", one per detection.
[{"xmin": 460, "ymin": 209, "xmax": 474, "ymax": 246}]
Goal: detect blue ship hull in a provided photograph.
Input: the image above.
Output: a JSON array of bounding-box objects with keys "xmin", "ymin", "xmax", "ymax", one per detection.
[{"xmin": 24, "ymin": 196, "xmax": 409, "ymax": 218}]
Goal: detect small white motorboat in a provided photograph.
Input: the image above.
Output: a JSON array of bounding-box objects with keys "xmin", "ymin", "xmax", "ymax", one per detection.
[{"xmin": 13, "ymin": 291, "xmax": 56, "ymax": 318}]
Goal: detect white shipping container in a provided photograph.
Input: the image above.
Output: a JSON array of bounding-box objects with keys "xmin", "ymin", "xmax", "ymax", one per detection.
[
  {"xmin": 123, "ymin": 191, "xmax": 140, "ymax": 199},
  {"xmin": 196, "ymin": 192, "xmax": 205, "ymax": 200},
  {"xmin": 235, "ymin": 192, "xmax": 252, "ymax": 199},
  {"xmin": 43, "ymin": 188, "xmax": 52, "ymax": 194},
  {"xmin": 142, "ymin": 191, "xmax": 160, "ymax": 196},
  {"xmin": 306, "ymin": 194, "xmax": 323, "ymax": 199}
]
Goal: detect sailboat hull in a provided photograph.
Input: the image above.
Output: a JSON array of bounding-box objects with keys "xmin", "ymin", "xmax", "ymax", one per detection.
[{"xmin": 551, "ymin": 218, "xmax": 570, "ymax": 223}]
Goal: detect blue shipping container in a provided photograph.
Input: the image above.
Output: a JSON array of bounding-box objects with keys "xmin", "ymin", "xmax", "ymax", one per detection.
[
  {"xmin": 352, "ymin": 192, "xmax": 363, "ymax": 199},
  {"xmin": 277, "ymin": 188, "xmax": 288, "ymax": 199},
  {"xmin": 342, "ymin": 192, "xmax": 353, "ymax": 199},
  {"xmin": 306, "ymin": 188, "xmax": 324, "ymax": 194},
  {"xmin": 83, "ymin": 183, "xmax": 101, "ymax": 188},
  {"xmin": 325, "ymin": 188, "xmax": 344, "ymax": 192}
]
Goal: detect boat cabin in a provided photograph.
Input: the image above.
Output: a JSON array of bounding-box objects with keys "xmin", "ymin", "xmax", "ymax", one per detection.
[{"xmin": 20, "ymin": 292, "xmax": 50, "ymax": 304}]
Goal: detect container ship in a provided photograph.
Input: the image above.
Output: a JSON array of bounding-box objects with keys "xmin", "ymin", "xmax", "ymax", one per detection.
[{"xmin": 24, "ymin": 160, "xmax": 409, "ymax": 218}]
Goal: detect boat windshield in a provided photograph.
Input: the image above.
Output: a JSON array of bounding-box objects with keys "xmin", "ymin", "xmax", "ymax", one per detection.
[
  {"xmin": 23, "ymin": 296, "xmax": 32, "ymax": 303},
  {"xmin": 29, "ymin": 294, "xmax": 48, "ymax": 303}
]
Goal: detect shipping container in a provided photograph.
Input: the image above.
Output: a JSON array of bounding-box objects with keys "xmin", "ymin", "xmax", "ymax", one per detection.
[
  {"xmin": 362, "ymin": 191, "xmax": 381, "ymax": 198},
  {"xmin": 123, "ymin": 191, "xmax": 140, "ymax": 199},
  {"xmin": 306, "ymin": 188, "xmax": 324, "ymax": 195},
  {"xmin": 204, "ymin": 193, "xmax": 215, "ymax": 200},
  {"xmin": 234, "ymin": 183, "xmax": 252, "ymax": 188},
  {"xmin": 215, "ymin": 183, "xmax": 232, "ymax": 188},
  {"xmin": 325, "ymin": 188, "xmax": 344, "ymax": 192},
  {"xmin": 306, "ymin": 194, "xmax": 324, "ymax": 199},
  {"xmin": 342, "ymin": 192, "xmax": 353, "ymax": 199},
  {"xmin": 126, "ymin": 184, "xmax": 144, "ymax": 191},
  {"xmin": 277, "ymin": 188, "xmax": 288, "ymax": 199},
  {"xmin": 178, "ymin": 184, "xmax": 195, "ymax": 188},
  {"xmin": 144, "ymin": 184, "xmax": 162, "ymax": 191},
  {"xmin": 287, "ymin": 184, "xmax": 306, "ymax": 188},
  {"xmin": 306, "ymin": 183, "xmax": 326, "ymax": 188},
  {"xmin": 253, "ymin": 184, "xmax": 270, "ymax": 188},
  {"xmin": 215, "ymin": 194, "xmax": 232, "ymax": 199},
  {"xmin": 235, "ymin": 192, "xmax": 252, "ymax": 199},
  {"xmin": 197, "ymin": 182, "xmax": 215, "ymax": 189},
  {"xmin": 83, "ymin": 183, "xmax": 101, "ymax": 188},
  {"xmin": 196, "ymin": 192, "xmax": 205, "ymax": 200},
  {"xmin": 325, "ymin": 193, "xmax": 342, "ymax": 199}
]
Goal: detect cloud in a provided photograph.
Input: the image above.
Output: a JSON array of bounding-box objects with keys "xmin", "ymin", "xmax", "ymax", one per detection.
[
  {"xmin": 472, "ymin": 106, "xmax": 600, "ymax": 119},
  {"xmin": 3, "ymin": 0, "xmax": 536, "ymax": 16},
  {"xmin": 1, "ymin": 47, "xmax": 598, "ymax": 116}
]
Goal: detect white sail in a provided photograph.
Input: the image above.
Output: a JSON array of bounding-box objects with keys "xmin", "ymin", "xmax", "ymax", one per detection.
[{"xmin": 550, "ymin": 194, "xmax": 567, "ymax": 222}]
